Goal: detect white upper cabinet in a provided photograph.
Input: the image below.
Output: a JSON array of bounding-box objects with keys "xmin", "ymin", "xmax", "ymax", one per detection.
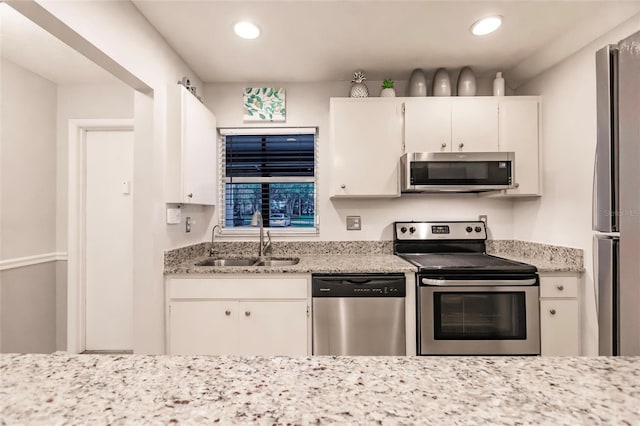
[
  {"xmin": 329, "ymin": 98, "xmax": 404, "ymax": 198},
  {"xmin": 404, "ymin": 98, "xmax": 451, "ymax": 153},
  {"xmin": 451, "ymin": 98, "xmax": 499, "ymax": 152},
  {"xmin": 166, "ymin": 84, "xmax": 217, "ymax": 205},
  {"xmin": 497, "ymin": 97, "xmax": 541, "ymax": 196},
  {"xmin": 404, "ymin": 97, "xmax": 499, "ymax": 153}
]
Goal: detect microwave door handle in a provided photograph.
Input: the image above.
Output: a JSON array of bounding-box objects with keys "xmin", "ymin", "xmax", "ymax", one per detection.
[{"xmin": 421, "ymin": 278, "xmax": 537, "ymax": 286}]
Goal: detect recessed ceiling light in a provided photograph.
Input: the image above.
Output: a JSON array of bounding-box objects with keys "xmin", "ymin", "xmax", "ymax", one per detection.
[
  {"xmin": 234, "ymin": 21, "xmax": 260, "ymax": 39},
  {"xmin": 471, "ymin": 16, "xmax": 502, "ymax": 36}
]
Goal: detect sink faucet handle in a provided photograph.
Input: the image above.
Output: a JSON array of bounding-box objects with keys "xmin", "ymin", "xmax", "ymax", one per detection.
[{"xmin": 264, "ymin": 230, "xmax": 273, "ymax": 255}]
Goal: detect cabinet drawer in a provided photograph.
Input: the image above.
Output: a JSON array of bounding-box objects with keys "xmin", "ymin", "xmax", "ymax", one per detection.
[
  {"xmin": 169, "ymin": 278, "xmax": 308, "ymax": 299},
  {"xmin": 540, "ymin": 276, "xmax": 578, "ymax": 298}
]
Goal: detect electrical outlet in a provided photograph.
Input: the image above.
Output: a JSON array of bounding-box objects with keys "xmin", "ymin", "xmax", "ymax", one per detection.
[
  {"xmin": 479, "ymin": 215, "xmax": 488, "ymax": 225},
  {"xmin": 346, "ymin": 216, "xmax": 361, "ymax": 230},
  {"xmin": 185, "ymin": 217, "xmax": 191, "ymax": 233}
]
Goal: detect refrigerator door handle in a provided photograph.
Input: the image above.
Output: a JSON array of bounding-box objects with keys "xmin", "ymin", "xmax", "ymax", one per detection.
[
  {"xmin": 594, "ymin": 45, "xmax": 618, "ymax": 232},
  {"xmin": 596, "ymin": 235, "xmax": 618, "ymax": 356}
]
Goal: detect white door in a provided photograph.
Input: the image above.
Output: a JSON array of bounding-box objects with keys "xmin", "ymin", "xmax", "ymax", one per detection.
[
  {"xmin": 169, "ymin": 301, "xmax": 238, "ymax": 355},
  {"xmin": 238, "ymin": 300, "xmax": 308, "ymax": 356},
  {"xmin": 451, "ymin": 98, "xmax": 499, "ymax": 152},
  {"xmin": 85, "ymin": 130, "xmax": 134, "ymax": 350},
  {"xmin": 404, "ymin": 98, "xmax": 452, "ymax": 152},
  {"xmin": 329, "ymin": 99, "xmax": 403, "ymax": 197}
]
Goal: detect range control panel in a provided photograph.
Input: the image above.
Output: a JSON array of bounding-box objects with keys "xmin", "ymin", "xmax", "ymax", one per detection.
[{"xmin": 394, "ymin": 221, "xmax": 487, "ymax": 241}]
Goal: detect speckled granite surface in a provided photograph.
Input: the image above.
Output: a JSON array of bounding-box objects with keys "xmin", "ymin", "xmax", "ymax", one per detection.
[
  {"xmin": 487, "ymin": 240, "xmax": 584, "ymax": 273},
  {"xmin": 165, "ymin": 254, "xmax": 416, "ymax": 275},
  {"xmin": 2, "ymin": 354, "xmax": 639, "ymax": 425},
  {"xmin": 164, "ymin": 241, "xmax": 393, "ymax": 268},
  {"xmin": 165, "ymin": 240, "xmax": 583, "ymax": 275}
]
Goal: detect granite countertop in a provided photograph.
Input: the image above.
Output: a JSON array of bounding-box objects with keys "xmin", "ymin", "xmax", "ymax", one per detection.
[
  {"xmin": 490, "ymin": 253, "xmax": 584, "ymax": 273},
  {"xmin": 165, "ymin": 254, "xmax": 417, "ymax": 275},
  {"xmin": 164, "ymin": 240, "xmax": 584, "ymax": 275},
  {"xmin": 2, "ymin": 353, "xmax": 639, "ymax": 425}
]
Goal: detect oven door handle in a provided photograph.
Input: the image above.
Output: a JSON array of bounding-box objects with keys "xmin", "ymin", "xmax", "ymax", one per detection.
[{"xmin": 421, "ymin": 278, "xmax": 537, "ymax": 286}]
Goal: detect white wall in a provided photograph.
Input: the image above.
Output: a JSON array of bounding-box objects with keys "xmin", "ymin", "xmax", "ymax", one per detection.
[
  {"xmin": 1, "ymin": 58, "xmax": 57, "ymax": 258},
  {"xmin": 56, "ymin": 84, "xmax": 134, "ymax": 253},
  {"xmin": 204, "ymin": 80, "xmax": 515, "ymax": 241},
  {"xmin": 514, "ymin": 14, "xmax": 640, "ymax": 355},
  {"xmin": 37, "ymin": 0, "xmax": 208, "ymax": 353},
  {"xmin": 0, "ymin": 58, "xmax": 57, "ymax": 353}
]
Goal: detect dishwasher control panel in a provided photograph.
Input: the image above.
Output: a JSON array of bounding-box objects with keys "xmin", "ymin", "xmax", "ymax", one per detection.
[{"xmin": 312, "ymin": 274, "xmax": 406, "ymax": 297}]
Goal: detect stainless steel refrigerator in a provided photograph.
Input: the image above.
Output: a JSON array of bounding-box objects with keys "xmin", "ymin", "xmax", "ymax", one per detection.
[{"xmin": 594, "ymin": 31, "xmax": 640, "ymax": 356}]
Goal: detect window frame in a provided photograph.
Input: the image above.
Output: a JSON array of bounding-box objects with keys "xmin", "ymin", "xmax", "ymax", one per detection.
[{"xmin": 218, "ymin": 127, "xmax": 319, "ymax": 236}]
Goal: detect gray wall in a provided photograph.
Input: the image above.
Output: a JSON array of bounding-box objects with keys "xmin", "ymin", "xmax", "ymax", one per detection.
[
  {"xmin": 1, "ymin": 58, "xmax": 57, "ymax": 353},
  {"xmin": 1, "ymin": 264, "xmax": 57, "ymax": 353}
]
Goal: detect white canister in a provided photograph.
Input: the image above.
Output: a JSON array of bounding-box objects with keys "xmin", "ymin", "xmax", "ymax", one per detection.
[{"xmin": 493, "ymin": 72, "xmax": 505, "ymax": 96}]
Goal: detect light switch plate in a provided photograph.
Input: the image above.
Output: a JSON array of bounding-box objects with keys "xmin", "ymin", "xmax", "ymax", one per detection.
[
  {"xmin": 185, "ymin": 217, "xmax": 191, "ymax": 233},
  {"xmin": 167, "ymin": 207, "xmax": 182, "ymax": 224},
  {"xmin": 346, "ymin": 216, "xmax": 361, "ymax": 230}
]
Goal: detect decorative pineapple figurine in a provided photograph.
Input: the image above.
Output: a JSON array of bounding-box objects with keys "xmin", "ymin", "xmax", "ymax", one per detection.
[{"xmin": 349, "ymin": 71, "xmax": 369, "ymax": 98}]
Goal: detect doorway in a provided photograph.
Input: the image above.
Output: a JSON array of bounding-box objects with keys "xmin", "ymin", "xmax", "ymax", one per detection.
[
  {"xmin": 84, "ymin": 129, "xmax": 134, "ymax": 351},
  {"xmin": 67, "ymin": 120, "xmax": 134, "ymax": 353}
]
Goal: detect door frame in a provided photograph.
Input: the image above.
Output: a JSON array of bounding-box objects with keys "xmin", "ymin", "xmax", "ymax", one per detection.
[{"xmin": 67, "ymin": 119, "xmax": 134, "ymax": 354}]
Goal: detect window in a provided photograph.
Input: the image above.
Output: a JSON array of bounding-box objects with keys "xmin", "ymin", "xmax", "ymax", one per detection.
[{"xmin": 219, "ymin": 128, "xmax": 317, "ymax": 233}]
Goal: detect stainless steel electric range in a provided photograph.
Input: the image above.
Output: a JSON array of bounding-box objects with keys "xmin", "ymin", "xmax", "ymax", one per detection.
[{"xmin": 394, "ymin": 221, "xmax": 540, "ymax": 356}]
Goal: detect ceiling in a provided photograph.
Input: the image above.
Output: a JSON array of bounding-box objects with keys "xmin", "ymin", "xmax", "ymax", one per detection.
[
  {"xmin": 132, "ymin": 0, "xmax": 640, "ymax": 86},
  {"xmin": 0, "ymin": 3, "xmax": 120, "ymax": 84}
]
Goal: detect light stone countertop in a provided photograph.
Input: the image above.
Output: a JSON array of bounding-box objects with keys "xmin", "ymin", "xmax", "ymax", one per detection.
[
  {"xmin": 165, "ymin": 254, "xmax": 417, "ymax": 275},
  {"xmin": 163, "ymin": 240, "xmax": 584, "ymax": 276},
  {"xmin": 2, "ymin": 353, "xmax": 639, "ymax": 425},
  {"xmin": 489, "ymin": 253, "xmax": 584, "ymax": 273}
]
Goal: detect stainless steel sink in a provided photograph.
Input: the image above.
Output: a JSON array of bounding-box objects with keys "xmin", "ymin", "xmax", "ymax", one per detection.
[
  {"xmin": 196, "ymin": 258, "xmax": 258, "ymax": 267},
  {"xmin": 254, "ymin": 257, "xmax": 300, "ymax": 267},
  {"xmin": 196, "ymin": 257, "xmax": 300, "ymax": 267}
]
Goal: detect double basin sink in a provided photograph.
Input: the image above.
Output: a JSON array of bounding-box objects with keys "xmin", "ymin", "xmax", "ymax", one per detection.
[{"xmin": 197, "ymin": 257, "xmax": 300, "ymax": 267}]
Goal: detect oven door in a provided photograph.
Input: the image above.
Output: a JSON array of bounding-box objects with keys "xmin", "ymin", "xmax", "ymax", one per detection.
[{"xmin": 418, "ymin": 280, "xmax": 540, "ymax": 355}]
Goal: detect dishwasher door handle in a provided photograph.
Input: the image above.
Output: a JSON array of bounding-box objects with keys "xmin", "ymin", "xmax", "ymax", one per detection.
[{"xmin": 344, "ymin": 279, "xmax": 373, "ymax": 285}]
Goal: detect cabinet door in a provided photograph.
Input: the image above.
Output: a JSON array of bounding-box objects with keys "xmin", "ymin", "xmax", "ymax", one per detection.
[
  {"xmin": 404, "ymin": 98, "xmax": 452, "ymax": 152},
  {"xmin": 499, "ymin": 98, "xmax": 540, "ymax": 196},
  {"xmin": 238, "ymin": 300, "xmax": 308, "ymax": 356},
  {"xmin": 169, "ymin": 300, "xmax": 237, "ymax": 355},
  {"xmin": 181, "ymin": 87, "xmax": 217, "ymax": 205},
  {"xmin": 329, "ymin": 99, "xmax": 403, "ymax": 197},
  {"xmin": 451, "ymin": 98, "xmax": 499, "ymax": 152},
  {"xmin": 540, "ymin": 299, "xmax": 579, "ymax": 356}
]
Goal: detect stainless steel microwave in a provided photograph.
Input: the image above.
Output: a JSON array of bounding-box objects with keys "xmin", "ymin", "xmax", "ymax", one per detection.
[{"xmin": 401, "ymin": 152, "xmax": 516, "ymax": 193}]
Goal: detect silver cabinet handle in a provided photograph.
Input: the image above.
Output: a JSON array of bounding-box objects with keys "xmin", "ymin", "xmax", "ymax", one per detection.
[
  {"xmin": 441, "ymin": 143, "xmax": 447, "ymax": 148},
  {"xmin": 556, "ymin": 285, "xmax": 564, "ymax": 291},
  {"xmin": 340, "ymin": 184, "xmax": 346, "ymax": 189},
  {"xmin": 549, "ymin": 309, "xmax": 557, "ymax": 315},
  {"xmin": 187, "ymin": 193, "xmax": 193, "ymax": 198},
  {"xmin": 458, "ymin": 143, "xmax": 464, "ymax": 149},
  {"xmin": 225, "ymin": 310, "xmax": 231, "ymax": 316},
  {"xmin": 245, "ymin": 311, "xmax": 251, "ymax": 317}
]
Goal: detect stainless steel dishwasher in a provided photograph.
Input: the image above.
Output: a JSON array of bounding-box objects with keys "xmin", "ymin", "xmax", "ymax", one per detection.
[{"xmin": 312, "ymin": 273, "xmax": 406, "ymax": 355}]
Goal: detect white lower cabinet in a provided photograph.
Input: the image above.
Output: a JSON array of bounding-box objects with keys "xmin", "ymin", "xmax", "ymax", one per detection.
[
  {"xmin": 539, "ymin": 274, "xmax": 581, "ymax": 356},
  {"xmin": 237, "ymin": 300, "xmax": 308, "ymax": 355},
  {"xmin": 167, "ymin": 276, "xmax": 310, "ymax": 356}
]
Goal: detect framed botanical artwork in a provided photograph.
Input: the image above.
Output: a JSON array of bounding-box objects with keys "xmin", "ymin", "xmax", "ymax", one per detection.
[{"xmin": 243, "ymin": 88, "xmax": 286, "ymax": 122}]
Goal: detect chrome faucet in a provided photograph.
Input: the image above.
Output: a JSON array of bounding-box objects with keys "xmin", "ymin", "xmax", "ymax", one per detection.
[
  {"xmin": 251, "ymin": 211, "xmax": 272, "ymax": 259},
  {"xmin": 209, "ymin": 224, "xmax": 221, "ymax": 257}
]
